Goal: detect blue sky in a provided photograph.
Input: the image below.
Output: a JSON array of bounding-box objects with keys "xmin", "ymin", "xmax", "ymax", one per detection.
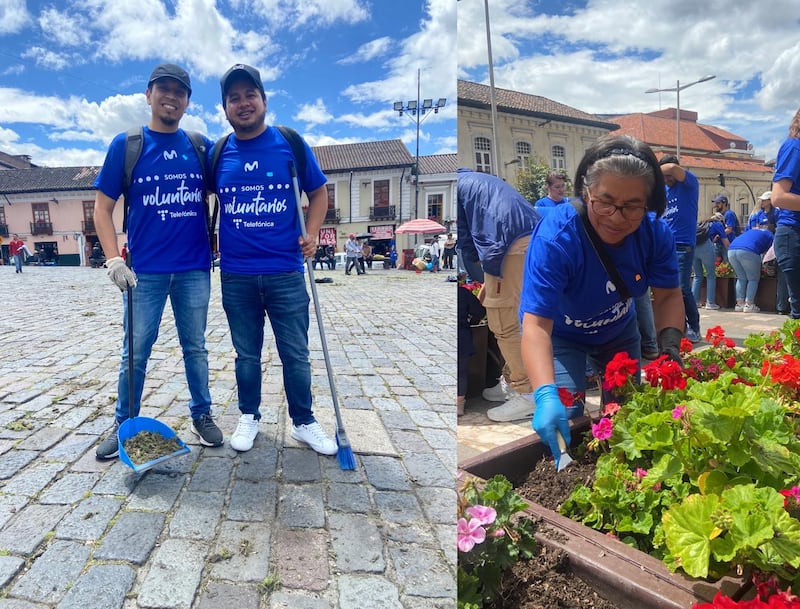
[
  {"xmin": 0, "ymin": 0, "xmax": 456, "ymax": 167},
  {"xmin": 458, "ymin": 0, "xmax": 800, "ymax": 163}
]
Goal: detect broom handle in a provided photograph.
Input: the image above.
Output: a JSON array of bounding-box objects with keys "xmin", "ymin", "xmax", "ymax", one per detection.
[
  {"xmin": 289, "ymin": 162, "xmax": 346, "ymax": 431},
  {"xmin": 127, "ymin": 282, "xmax": 135, "ymax": 423}
]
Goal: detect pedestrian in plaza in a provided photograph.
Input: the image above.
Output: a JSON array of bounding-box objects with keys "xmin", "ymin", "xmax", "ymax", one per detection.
[
  {"xmin": 713, "ymin": 194, "xmax": 742, "ymax": 243},
  {"xmin": 213, "ymin": 63, "xmax": 336, "ymax": 455},
  {"xmin": 442, "ymin": 233, "xmax": 456, "ymax": 270},
  {"xmin": 534, "ymin": 171, "xmax": 570, "ymax": 207},
  {"xmin": 428, "ymin": 236, "xmax": 441, "ymax": 272},
  {"xmin": 770, "ymin": 107, "xmax": 800, "ymax": 319},
  {"xmin": 692, "ymin": 212, "xmax": 729, "ymax": 310},
  {"xmin": 9, "ymin": 233, "xmax": 24, "ymax": 273},
  {"xmin": 345, "ymin": 233, "xmax": 362, "ymax": 275},
  {"xmin": 659, "ymin": 154, "xmax": 702, "ymax": 342},
  {"xmin": 457, "ymin": 168, "xmax": 540, "ymax": 422},
  {"xmin": 521, "ymin": 135, "xmax": 683, "ymax": 469},
  {"xmin": 361, "ymin": 240, "xmax": 373, "ymax": 270},
  {"xmin": 727, "ymin": 226, "xmax": 774, "ymax": 313},
  {"xmin": 93, "ymin": 63, "xmax": 221, "ymax": 460},
  {"xmin": 747, "ymin": 191, "xmax": 780, "ymax": 232}
]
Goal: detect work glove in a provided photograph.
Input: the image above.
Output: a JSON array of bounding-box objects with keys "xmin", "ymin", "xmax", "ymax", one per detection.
[
  {"xmin": 106, "ymin": 256, "xmax": 137, "ymax": 290},
  {"xmin": 532, "ymin": 383, "xmax": 571, "ymax": 469},
  {"xmin": 659, "ymin": 327, "xmax": 684, "ymax": 366}
]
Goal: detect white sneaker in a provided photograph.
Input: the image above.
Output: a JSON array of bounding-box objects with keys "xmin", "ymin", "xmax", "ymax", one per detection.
[
  {"xmin": 705, "ymin": 302, "xmax": 720, "ymax": 310},
  {"xmin": 486, "ymin": 393, "xmax": 535, "ymax": 422},
  {"xmin": 291, "ymin": 422, "xmax": 338, "ymax": 455},
  {"xmin": 230, "ymin": 414, "xmax": 259, "ymax": 452},
  {"xmin": 482, "ymin": 379, "xmax": 511, "ymax": 402},
  {"xmin": 734, "ymin": 303, "xmax": 744, "ymax": 312},
  {"xmin": 743, "ymin": 303, "xmax": 760, "ymax": 313}
]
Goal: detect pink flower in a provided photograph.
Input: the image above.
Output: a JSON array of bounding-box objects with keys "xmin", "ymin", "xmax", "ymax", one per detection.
[
  {"xmin": 591, "ymin": 417, "xmax": 613, "ymax": 441},
  {"xmin": 457, "ymin": 517, "xmax": 486, "ymax": 552},
  {"xmin": 635, "ymin": 468, "xmax": 647, "ymax": 479},
  {"xmin": 466, "ymin": 505, "xmax": 497, "ymax": 526},
  {"xmin": 491, "ymin": 528, "xmax": 506, "ymax": 538},
  {"xmin": 672, "ymin": 405, "xmax": 686, "ymax": 420},
  {"xmin": 603, "ymin": 401, "xmax": 621, "ymax": 416}
]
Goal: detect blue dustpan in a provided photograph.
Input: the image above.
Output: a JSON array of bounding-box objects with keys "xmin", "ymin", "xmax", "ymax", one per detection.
[{"xmin": 117, "ymin": 281, "xmax": 190, "ymax": 474}]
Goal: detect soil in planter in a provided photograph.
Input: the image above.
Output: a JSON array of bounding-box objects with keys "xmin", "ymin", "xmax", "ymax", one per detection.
[
  {"xmin": 122, "ymin": 431, "xmax": 183, "ymax": 465},
  {"xmin": 513, "ymin": 447, "xmax": 598, "ymax": 512}
]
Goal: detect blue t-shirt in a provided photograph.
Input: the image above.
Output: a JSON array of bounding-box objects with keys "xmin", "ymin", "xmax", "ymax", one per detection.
[
  {"xmin": 215, "ymin": 126, "xmax": 327, "ymax": 274},
  {"xmin": 747, "ymin": 207, "xmax": 779, "ymax": 230},
  {"xmin": 728, "ymin": 228, "xmax": 773, "ymax": 255},
  {"xmin": 521, "ymin": 203, "xmax": 679, "ymax": 345},
  {"xmin": 773, "ymin": 138, "xmax": 800, "ymax": 229},
  {"xmin": 662, "ymin": 170, "xmax": 699, "ymax": 245},
  {"xmin": 708, "ymin": 220, "xmax": 727, "ymax": 243},
  {"xmin": 723, "ymin": 209, "xmax": 740, "ymax": 241},
  {"xmin": 534, "ymin": 195, "xmax": 570, "ymax": 208},
  {"xmin": 94, "ymin": 127, "xmax": 213, "ymax": 274}
]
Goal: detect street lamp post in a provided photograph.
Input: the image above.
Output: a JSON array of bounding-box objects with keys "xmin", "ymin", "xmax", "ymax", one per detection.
[
  {"xmin": 393, "ymin": 69, "xmax": 446, "ymax": 220},
  {"xmin": 645, "ymin": 75, "xmax": 715, "ymax": 163}
]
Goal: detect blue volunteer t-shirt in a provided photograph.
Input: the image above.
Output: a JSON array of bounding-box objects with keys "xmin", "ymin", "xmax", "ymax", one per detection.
[
  {"xmin": 521, "ymin": 203, "xmax": 678, "ymax": 345},
  {"xmin": 773, "ymin": 138, "xmax": 800, "ymax": 229},
  {"xmin": 534, "ymin": 196, "xmax": 570, "ymax": 208},
  {"xmin": 723, "ymin": 209, "xmax": 740, "ymax": 241},
  {"xmin": 728, "ymin": 228, "xmax": 773, "ymax": 255},
  {"xmin": 708, "ymin": 220, "xmax": 727, "ymax": 243},
  {"xmin": 94, "ymin": 127, "xmax": 213, "ymax": 274},
  {"xmin": 662, "ymin": 170, "xmax": 699, "ymax": 245},
  {"xmin": 215, "ymin": 127, "xmax": 327, "ymax": 274}
]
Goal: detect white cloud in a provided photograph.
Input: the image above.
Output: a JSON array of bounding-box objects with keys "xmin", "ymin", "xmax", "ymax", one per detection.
[
  {"xmin": 247, "ymin": 0, "xmax": 369, "ymax": 28},
  {"xmin": 39, "ymin": 7, "xmax": 91, "ymax": 47},
  {"xmin": 338, "ymin": 36, "xmax": 393, "ymax": 65},
  {"xmin": 0, "ymin": 0, "xmax": 30, "ymax": 34},
  {"xmin": 294, "ymin": 98, "xmax": 334, "ymax": 127}
]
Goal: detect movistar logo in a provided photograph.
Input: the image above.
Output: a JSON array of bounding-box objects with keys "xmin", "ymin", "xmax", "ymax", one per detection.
[
  {"xmin": 244, "ymin": 161, "xmax": 259, "ymax": 172},
  {"xmin": 605, "ymin": 280, "xmax": 616, "ymax": 294},
  {"xmin": 163, "ymin": 150, "xmax": 178, "ymax": 160}
]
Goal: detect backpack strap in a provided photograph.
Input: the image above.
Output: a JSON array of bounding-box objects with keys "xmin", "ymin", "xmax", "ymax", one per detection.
[
  {"xmin": 183, "ymin": 130, "xmax": 215, "ymax": 264},
  {"xmin": 207, "ymin": 133, "xmax": 231, "ymax": 260},
  {"xmin": 276, "ymin": 125, "xmax": 307, "ymax": 194},
  {"xmin": 121, "ymin": 127, "xmax": 143, "ymax": 233}
]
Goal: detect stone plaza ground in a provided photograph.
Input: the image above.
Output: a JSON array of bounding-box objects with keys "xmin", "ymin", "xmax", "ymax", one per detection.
[{"xmin": 0, "ymin": 263, "xmax": 456, "ymax": 609}]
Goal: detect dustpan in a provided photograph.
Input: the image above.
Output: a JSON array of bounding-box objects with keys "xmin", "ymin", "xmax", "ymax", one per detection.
[{"xmin": 118, "ymin": 281, "xmax": 190, "ymax": 473}]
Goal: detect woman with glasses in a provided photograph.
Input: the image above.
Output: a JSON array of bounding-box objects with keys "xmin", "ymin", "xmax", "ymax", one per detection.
[{"xmin": 519, "ymin": 134, "xmax": 684, "ymax": 469}]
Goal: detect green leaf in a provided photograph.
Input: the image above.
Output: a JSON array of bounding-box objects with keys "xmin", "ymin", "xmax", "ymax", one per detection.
[
  {"xmin": 663, "ymin": 494, "xmax": 720, "ymax": 578},
  {"xmin": 697, "ymin": 470, "xmax": 728, "ymax": 496}
]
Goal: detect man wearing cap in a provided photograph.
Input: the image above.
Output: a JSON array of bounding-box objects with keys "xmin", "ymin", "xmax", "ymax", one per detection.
[
  {"xmin": 713, "ymin": 194, "xmax": 741, "ymax": 242},
  {"xmin": 93, "ymin": 63, "xmax": 222, "ymax": 459},
  {"xmin": 659, "ymin": 155, "xmax": 702, "ymax": 343},
  {"xmin": 212, "ymin": 63, "xmax": 338, "ymax": 456}
]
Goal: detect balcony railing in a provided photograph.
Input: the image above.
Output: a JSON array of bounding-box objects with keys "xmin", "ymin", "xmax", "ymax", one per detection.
[
  {"xmin": 82, "ymin": 220, "xmax": 96, "ymax": 234},
  {"xmin": 0, "ymin": 224, "xmax": 8, "ymax": 238},
  {"xmin": 324, "ymin": 208, "xmax": 340, "ymax": 224},
  {"xmin": 370, "ymin": 205, "xmax": 396, "ymax": 221},
  {"xmin": 30, "ymin": 221, "xmax": 53, "ymax": 236}
]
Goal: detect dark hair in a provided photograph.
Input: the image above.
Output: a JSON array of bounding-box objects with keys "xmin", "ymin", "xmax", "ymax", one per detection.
[
  {"xmin": 659, "ymin": 154, "xmax": 679, "ymax": 166},
  {"xmin": 546, "ymin": 171, "xmax": 567, "ymax": 186},
  {"xmin": 574, "ymin": 134, "xmax": 667, "ymax": 217}
]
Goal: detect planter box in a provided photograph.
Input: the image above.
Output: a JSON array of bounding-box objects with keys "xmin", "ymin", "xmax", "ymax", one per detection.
[
  {"xmin": 698, "ymin": 276, "xmax": 736, "ymax": 309},
  {"xmin": 754, "ymin": 276, "xmax": 777, "ymax": 312},
  {"xmin": 459, "ymin": 424, "xmax": 749, "ymax": 609}
]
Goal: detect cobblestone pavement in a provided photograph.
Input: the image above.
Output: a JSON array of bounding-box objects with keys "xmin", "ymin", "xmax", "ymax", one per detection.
[{"xmin": 0, "ymin": 264, "xmax": 457, "ymax": 609}]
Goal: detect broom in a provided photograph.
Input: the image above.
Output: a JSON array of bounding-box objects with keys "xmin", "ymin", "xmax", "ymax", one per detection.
[{"xmin": 289, "ymin": 161, "xmax": 356, "ymax": 470}]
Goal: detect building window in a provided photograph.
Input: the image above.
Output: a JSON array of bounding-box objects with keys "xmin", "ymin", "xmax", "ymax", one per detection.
[
  {"xmin": 551, "ymin": 145, "xmax": 566, "ymax": 170},
  {"xmin": 32, "ymin": 202, "xmax": 51, "ymax": 225},
  {"xmin": 515, "ymin": 141, "xmax": 531, "ymax": 165},
  {"xmin": 326, "ymin": 183, "xmax": 335, "ymax": 209},
  {"xmin": 0, "ymin": 206, "xmax": 5, "ymax": 225},
  {"xmin": 427, "ymin": 193, "xmax": 443, "ymax": 222},
  {"xmin": 474, "ymin": 136, "xmax": 492, "ymax": 173},
  {"xmin": 374, "ymin": 179, "xmax": 390, "ymax": 207}
]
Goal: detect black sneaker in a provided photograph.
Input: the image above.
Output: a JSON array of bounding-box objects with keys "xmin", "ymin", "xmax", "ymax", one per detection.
[
  {"xmin": 96, "ymin": 422, "xmax": 120, "ymax": 460},
  {"xmin": 191, "ymin": 413, "xmax": 223, "ymax": 447}
]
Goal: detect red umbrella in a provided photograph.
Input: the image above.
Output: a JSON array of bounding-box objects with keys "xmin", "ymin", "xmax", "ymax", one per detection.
[{"xmin": 395, "ymin": 218, "xmax": 447, "ymax": 234}]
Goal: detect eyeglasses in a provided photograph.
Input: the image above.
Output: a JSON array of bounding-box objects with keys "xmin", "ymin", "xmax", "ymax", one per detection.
[{"xmin": 587, "ymin": 193, "xmax": 648, "ymax": 221}]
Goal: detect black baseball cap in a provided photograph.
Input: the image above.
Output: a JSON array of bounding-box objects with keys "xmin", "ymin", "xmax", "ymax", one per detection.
[
  {"xmin": 148, "ymin": 63, "xmax": 192, "ymax": 96},
  {"xmin": 220, "ymin": 64, "xmax": 265, "ymax": 104}
]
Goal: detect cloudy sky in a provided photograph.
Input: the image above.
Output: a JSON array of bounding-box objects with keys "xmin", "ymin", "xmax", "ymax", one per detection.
[
  {"xmin": 0, "ymin": 0, "xmax": 456, "ymax": 167},
  {"xmin": 458, "ymin": 0, "xmax": 800, "ymax": 163}
]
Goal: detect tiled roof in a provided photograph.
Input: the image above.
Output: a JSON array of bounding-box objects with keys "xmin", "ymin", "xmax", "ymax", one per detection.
[
  {"xmin": 0, "ymin": 151, "xmax": 37, "ymax": 170},
  {"xmin": 669, "ymin": 153, "xmax": 773, "ymax": 175},
  {"xmin": 0, "ymin": 166, "xmax": 99, "ymax": 194},
  {"xmin": 417, "ymin": 153, "xmax": 457, "ymax": 175},
  {"xmin": 313, "ymin": 139, "xmax": 414, "ymax": 173},
  {"xmin": 458, "ymin": 79, "xmax": 619, "ymax": 130}
]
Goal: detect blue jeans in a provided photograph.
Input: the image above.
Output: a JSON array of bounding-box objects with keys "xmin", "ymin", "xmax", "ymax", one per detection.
[
  {"xmin": 728, "ymin": 249, "xmax": 762, "ymax": 303},
  {"xmin": 221, "ymin": 271, "xmax": 315, "ymax": 426},
  {"xmin": 116, "ymin": 271, "xmax": 211, "ymax": 423},
  {"xmin": 776, "ymin": 264, "xmax": 790, "ymax": 313},
  {"xmin": 677, "ymin": 246, "xmax": 700, "ymax": 333},
  {"xmin": 552, "ymin": 314, "xmax": 641, "ymax": 410},
  {"xmin": 634, "ymin": 293, "xmax": 657, "ymax": 353},
  {"xmin": 692, "ymin": 240, "xmax": 717, "ymax": 305},
  {"xmin": 13, "ymin": 253, "xmax": 23, "ymax": 272},
  {"xmin": 774, "ymin": 225, "xmax": 800, "ymax": 318}
]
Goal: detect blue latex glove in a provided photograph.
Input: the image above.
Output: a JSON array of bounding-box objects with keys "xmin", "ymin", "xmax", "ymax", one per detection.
[{"xmin": 532, "ymin": 383, "xmax": 571, "ymax": 469}]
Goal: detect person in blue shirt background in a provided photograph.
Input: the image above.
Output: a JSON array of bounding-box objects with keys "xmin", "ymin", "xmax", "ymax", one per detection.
[
  {"xmin": 769, "ymin": 108, "xmax": 800, "ymax": 319},
  {"xmin": 534, "ymin": 171, "xmax": 570, "ymax": 207},
  {"xmin": 747, "ymin": 191, "xmax": 780, "ymax": 232},
  {"xmin": 727, "ymin": 227, "xmax": 774, "ymax": 313},
  {"xmin": 520, "ymin": 134, "xmax": 684, "ymax": 469},
  {"xmin": 692, "ymin": 212, "xmax": 729, "ymax": 310}
]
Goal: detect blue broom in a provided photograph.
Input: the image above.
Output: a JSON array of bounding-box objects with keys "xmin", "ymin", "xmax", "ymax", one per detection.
[{"xmin": 289, "ymin": 161, "xmax": 356, "ymax": 470}]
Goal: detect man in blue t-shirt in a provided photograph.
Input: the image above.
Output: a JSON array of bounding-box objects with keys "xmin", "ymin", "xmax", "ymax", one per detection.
[
  {"xmin": 213, "ymin": 64, "xmax": 337, "ymax": 456},
  {"xmin": 659, "ymin": 155, "xmax": 701, "ymax": 343},
  {"xmin": 534, "ymin": 171, "xmax": 571, "ymax": 208},
  {"xmin": 93, "ymin": 63, "xmax": 221, "ymax": 460},
  {"xmin": 712, "ymin": 194, "xmax": 741, "ymax": 242}
]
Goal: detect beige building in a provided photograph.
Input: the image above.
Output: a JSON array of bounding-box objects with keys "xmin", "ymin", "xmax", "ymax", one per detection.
[{"xmin": 0, "ymin": 140, "xmax": 456, "ymax": 266}]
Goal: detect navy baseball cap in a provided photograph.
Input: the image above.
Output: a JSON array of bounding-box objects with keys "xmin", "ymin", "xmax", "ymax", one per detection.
[
  {"xmin": 148, "ymin": 63, "xmax": 192, "ymax": 96},
  {"xmin": 712, "ymin": 194, "xmax": 728, "ymax": 205},
  {"xmin": 220, "ymin": 64, "xmax": 265, "ymax": 104}
]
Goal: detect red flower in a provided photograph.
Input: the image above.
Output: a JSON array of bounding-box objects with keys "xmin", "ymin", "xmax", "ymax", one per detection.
[
  {"xmin": 603, "ymin": 352, "xmax": 639, "ymax": 391},
  {"xmin": 725, "ymin": 356, "xmax": 736, "ymax": 369},
  {"xmin": 705, "ymin": 325, "xmax": 726, "ymax": 346},
  {"xmin": 679, "ymin": 337, "xmax": 693, "ymax": 354},
  {"xmin": 762, "ymin": 355, "xmax": 800, "ymax": 391},
  {"xmin": 557, "ymin": 387, "xmax": 574, "ymax": 407}
]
